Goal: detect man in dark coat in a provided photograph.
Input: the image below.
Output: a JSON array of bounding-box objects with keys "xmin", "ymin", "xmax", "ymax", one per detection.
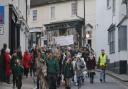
[{"xmin": 1, "ymin": 43, "xmax": 7, "ymax": 82}]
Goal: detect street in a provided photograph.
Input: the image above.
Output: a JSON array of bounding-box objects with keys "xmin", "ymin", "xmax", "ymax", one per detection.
[
  {"xmin": 58, "ymin": 72, "xmax": 128, "ymax": 89},
  {"xmin": 0, "ymin": 72, "xmax": 128, "ymax": 89}
]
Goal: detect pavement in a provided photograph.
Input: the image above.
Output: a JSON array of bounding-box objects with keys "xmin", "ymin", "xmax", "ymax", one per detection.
[
  {"xmin": 107, "ymin": 70, "xmax": 128, "ymax": 82},
  {"xmin": 0, "ymin": 76, "xmax": 35, "ymax": 89},
  {"xmin": 0, "ymin": 71, "xmax": 128, "ymax": 89}
]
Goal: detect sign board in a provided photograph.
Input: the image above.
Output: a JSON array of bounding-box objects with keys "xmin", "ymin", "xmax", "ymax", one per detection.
[
  {"xmin": 0, "ymin": 6, "xmax": 4, "ymax": 24},
  {"xmin": 0, "ymin": 26, "xmax": 4, "ymax": 35},
  {"xmin": 55, "ymin": 35, "xmax": 74, "ymax": 46}
]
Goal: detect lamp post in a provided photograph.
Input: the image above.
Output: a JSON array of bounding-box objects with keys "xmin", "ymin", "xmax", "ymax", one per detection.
[{"xmin": 83, "ymin": 0, "xmax": 86, "ymax": 47}]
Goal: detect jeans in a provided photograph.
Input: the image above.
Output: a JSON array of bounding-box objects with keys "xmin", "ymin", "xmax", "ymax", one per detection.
[
  {"xmin": 100, "ymin": 69, "xmax": 106, "ymax": 82},
  {"xmin": 36, "ymin": 78, "xmax": 39, "ymax": 89},
  {"xmin": 77, "ymin": 76, "xmax": 84, "ymax": 86},
  {"xmin": 47, "ymin": 74, "xmax": 57, "ymax": 89},
  {"xmin": 89, "ymin": 72, "xmax": 95, "ymax": 83}
]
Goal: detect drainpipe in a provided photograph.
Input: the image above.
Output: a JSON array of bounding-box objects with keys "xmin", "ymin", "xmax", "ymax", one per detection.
[
  {"xmin": 26, "ymin": 0, "xmax": 28, "ymax": 22},
  {"xmin": 83, "ymin": 0, "xmax": 86, "ymax": 47},
  {"xmin": 126, "ymin": 0, "xmax": 128, "ymax": 16}
]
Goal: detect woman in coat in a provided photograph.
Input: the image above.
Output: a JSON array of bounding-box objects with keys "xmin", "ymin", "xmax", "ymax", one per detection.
[
  {"xmin": 5, "ymin": 48, "xmax": 11, "ymax": 84},
  {"xmin": 63, "ymin": 58, "xmax": 74, "ymax": 89},
  {"xmin": 36, "ymin": 51, "xmax": 48, "ymax": 89},
  {"xmin": 88, "ymin": 53, "xmax": 96, "ymax": 84},
  {"xmin": 23, "ymin": 50, "xmax": 31, "ymax": 77}
]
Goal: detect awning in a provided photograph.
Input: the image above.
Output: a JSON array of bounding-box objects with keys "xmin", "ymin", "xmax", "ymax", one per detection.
[
  {"xmin": 29, "ymin": 27, "xmax": 42, "ymax": 32},
  {"xmin": 44, "ymin": 19, "xmax": 84, "ymax": 31}
]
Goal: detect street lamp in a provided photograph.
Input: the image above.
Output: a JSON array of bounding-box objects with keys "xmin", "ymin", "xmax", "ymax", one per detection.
[{"xmin": 86, "ymin": 33, "xmax": 90, "ymax": 38}]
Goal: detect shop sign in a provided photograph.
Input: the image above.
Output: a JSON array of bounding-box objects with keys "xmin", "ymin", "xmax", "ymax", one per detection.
[{"xmin": 0, "ymin": 6, "xmax": 4, "ymax": 24}]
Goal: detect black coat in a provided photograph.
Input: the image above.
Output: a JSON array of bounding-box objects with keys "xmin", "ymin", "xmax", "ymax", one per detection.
[{"xmin": 88, "ymin": 57, "xmax": 96, "ymax": 70}]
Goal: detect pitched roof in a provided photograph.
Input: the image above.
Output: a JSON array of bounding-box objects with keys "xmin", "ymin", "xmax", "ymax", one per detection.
[{"xmin": 31, "ymin": 0, "xmax": 75, "ymax": 8}]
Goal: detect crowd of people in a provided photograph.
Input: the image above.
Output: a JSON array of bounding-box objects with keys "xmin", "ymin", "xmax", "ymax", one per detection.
[{"xmin": 0, "ymin": 43, "xmax": 108, "ymax": 89}]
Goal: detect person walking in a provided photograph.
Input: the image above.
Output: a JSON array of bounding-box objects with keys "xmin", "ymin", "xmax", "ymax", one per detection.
[
  {"xmin": 63, "ymin": 58, "xmax": 74, "ymax": 89},
  {"xmin": 75, "ymin": 54, "xmax": 85, "ymax": 86},
  {"xmin": 36, "ymin": 51, "xmax": 48, "ymax": 89},
  {"xmin": 98, "ymin": 49, "xmax": 108, "ymax": 83},
  {"xmin": 46, "ymin": 51, "xmax": 59, "ymax": 89},
  {"xmin": 1, "ymin": 43, "xmax": 7, "ymax": 82},
  {"xmin": 15, "ymin": 60, "xmax": 24, "ymax": 89},
  {"xmin": 88, "ymin": 53, "xmax": 96, "ymax": 84},
  {"xmin": 5, "ymin": 48, "xmax": 12, "ymax": 84},
  {"xmin": 11, "ymin": 50, "xmax": 19, "ymax": 88},
  {"xmin": 23, "ymin": 50, "xmax": 32, "ymax": 77}
]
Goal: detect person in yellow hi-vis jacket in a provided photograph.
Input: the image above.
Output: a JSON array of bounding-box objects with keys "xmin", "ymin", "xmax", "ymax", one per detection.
[{"xmin": 98, "ymin": 49, "xmax": 108, "ymax": 83}]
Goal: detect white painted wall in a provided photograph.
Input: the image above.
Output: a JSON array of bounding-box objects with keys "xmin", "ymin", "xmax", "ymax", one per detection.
[
  {"xmin": 29, "ymin": 0, "xmax": 96, "ymax": 49},
  {"xmin": 28, "ymin": 5, "xmax": 49, "ymax": 28},
  {"xmin": 0, "ymin": 0, "xmax": 30, "ymax": 52},
  {"xmin": 0, "ymin": 3, "xmax": 9, "ymax": 49},
  {"xmin": 96, "ymin": 0, "xmax": 112, "ymax": 60},
  {"xmin": 96, "ymin": 0, "xmax": 128, "ymax": 62},
  {"xmin": 85, "ymin": 0, "xmax": 96, "ymax": 51}
]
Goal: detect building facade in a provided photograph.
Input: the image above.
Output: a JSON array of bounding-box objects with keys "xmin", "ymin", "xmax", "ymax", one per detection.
[
  {"xmin": 96, "ymin": 0, "xmax": 128, "ymax": 73},
  {"xmin": 0, "ymin": 0, "xmax": 30, "ymax": 54},
  {"xmin": 29, "ymin": 0, "xmax": 96, "ymax": 49}
]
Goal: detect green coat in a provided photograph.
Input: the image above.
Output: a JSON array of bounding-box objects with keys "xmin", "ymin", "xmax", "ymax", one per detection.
[
  {"xmin": 46, "ymin": 58, "xmax": 59, "ymax": 75},
  {"xmin": 15, "ymin": 65, "xmax": 24, "ymax": 76},
  {"xmin": 11, "ymin": 55, "xmax": 20, "ymax": 71},
  {"xmin": 64, "ymin": 63, "xmax": 74, "ymax": 78}
]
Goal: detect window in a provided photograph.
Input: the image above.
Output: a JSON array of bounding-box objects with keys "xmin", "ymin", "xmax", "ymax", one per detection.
[
  {"xmin": 108, "ymin": 27, "xmax": 115, "ymax": 54},
  {"xmin": 112, "ymin": 0, "xmax": 116, "ymax": 16},
  {"xmin": 59, "ymin": 29, "xmax": 67, "ymax": 36},
  {"xmin": 122, "ymin": 0, "xmax": 127, "ymax": 4},
  {"xmin": 32, "ymin": 10, "xmax": 37, "ymax": 21},
  {"xmin": 107, "ymin": 0, "xmax": 111, "ymax": 9},
  {"xmin": 118, "ymin": 26, "xmax": 127, "ymax": 51},
  {"xmin": 51, "ymin": 6, "xmax": 55, "ymax": 19},
  {"xmin": 71, "ymin": 1, "xmax": 77, "ymax": 16}
]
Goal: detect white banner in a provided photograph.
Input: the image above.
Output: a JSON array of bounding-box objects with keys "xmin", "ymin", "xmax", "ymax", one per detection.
[{"xmin": 55, "ymin": 35, "xmax": 74, "ymax": 46}]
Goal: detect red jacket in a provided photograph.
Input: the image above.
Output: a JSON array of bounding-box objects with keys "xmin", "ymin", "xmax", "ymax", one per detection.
[
  {"xmin": 5, "ymin": 53, "xmax": 11, "ymax": 77},
  {"xmin": 23, "ymin": 52, "xmax": 32, "ymax": 69}
]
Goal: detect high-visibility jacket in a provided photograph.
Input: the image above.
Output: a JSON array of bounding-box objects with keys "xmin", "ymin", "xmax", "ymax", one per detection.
[{"xmin": 99, "ymin": 54, "xmax": 107, "ymax": 66}]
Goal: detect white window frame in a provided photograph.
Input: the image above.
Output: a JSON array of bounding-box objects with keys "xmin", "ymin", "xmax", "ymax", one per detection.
[
  {"xmin": 118, "ymin": 25, "xmax": 127, "ymax": 51},
  {"xmin": 32, "ymin": 10, "xmax": 37, "ymax": 21},
  {"xmin": 71, "ymin": 1, "xmax": 77, "ymax": 16},
  {"xmin": 107, "ymin": 0, "xmax": 111, "ymax": 9},
  {"xmin": 51, "ymin": 6, "xmax": 55, "ymax": 19},
  {"xmin": 108, "ymin": 27, "xmax": 115, "ymax": 54}
]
